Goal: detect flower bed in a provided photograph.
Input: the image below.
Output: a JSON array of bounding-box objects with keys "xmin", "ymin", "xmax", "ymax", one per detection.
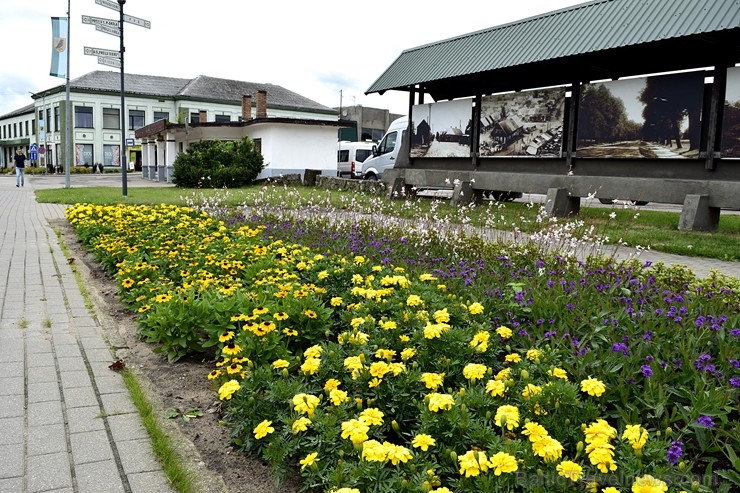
[{"xmin": 66, "ymin": 203, "xmax": 739, "ymax": 493}]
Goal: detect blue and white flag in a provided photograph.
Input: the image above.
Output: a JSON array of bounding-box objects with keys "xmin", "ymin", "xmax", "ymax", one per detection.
[{"xmin": 50, "ymin": 17, "xmax": 68, "ymax": 78}]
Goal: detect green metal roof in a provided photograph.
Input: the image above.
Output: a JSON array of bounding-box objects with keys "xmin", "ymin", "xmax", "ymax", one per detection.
[{"xmin": 366, "ymin": 0, "xmax": 740, "ymax": 99}]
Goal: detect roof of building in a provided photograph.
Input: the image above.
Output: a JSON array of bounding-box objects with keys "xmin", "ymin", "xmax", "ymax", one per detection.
[
  {"xmin": 366, "ymin": 0, "xmax": 740, "ymax": 101},
  {"xmin": 37, "ymin": 70, "xmax": 335, "ymax": 114},
  {"xmin": 0, "ymin": 103, "xmax": 35, "ymax": 119}
]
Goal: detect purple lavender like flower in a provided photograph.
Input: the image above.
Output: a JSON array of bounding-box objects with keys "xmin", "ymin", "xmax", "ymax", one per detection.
[
  {"xmin": 731, "ymin": 329, "xmax": 740, "ymax": 337},
  {"xmin": 611, "ymin": 342, "xmax": 629, "ymax": 356},
  {"xmin": 667, "ymin": 440, "xmax": 683, "ymax": 465},
  {"xmin": 730, "ymin": 377, "xmax": 740, "ymax": 388},
  {"xmin": 696, "ymin": 415, "xmax": 715, "ymax": 428},
  {"xmin": 641, "ymin": 365, "xmax": 653, "ymax": 378}
]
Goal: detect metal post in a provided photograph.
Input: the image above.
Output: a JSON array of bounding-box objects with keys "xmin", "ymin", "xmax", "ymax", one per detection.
[
  {"xmin": 118, "ymin": 0, "xmax": 127, "ymax": 196},
  {"xmin": 64, "ymin": 0, "xmax": 71, "ymax": 188}
]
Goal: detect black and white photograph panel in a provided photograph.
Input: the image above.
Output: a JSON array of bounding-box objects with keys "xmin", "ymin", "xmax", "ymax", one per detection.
[
  {"xmin": 410, "ymin": 98, "xmax": 473, "ymax": 158},
  {"xmin": 479, "ymin": 88, "xmax": 566, "ymax": 158},
  {"xmin": 721, "ymin": 66, "xmax": 740, "ymax": 159},
  {"xmin": 576, "ymin": 71, "xmax": 704, "ymax": 159}
]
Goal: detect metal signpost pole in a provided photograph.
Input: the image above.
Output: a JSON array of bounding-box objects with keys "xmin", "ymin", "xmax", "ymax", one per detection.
[
  {"xmin": 65, "ymin": 0, "xmax": 71, "ymax": 188},
  {"xmin": 118, "ymin": 0, "xmax": 127, "ymax": 197}
]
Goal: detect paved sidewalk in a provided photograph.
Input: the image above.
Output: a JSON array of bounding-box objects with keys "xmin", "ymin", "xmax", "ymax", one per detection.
[{"xmin": 0, "ymin": 175, "xmax": 174, "ymax": 493}]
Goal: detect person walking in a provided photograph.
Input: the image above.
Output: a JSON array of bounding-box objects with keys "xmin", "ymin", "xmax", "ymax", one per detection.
[{"xmin": 14, "ymin": 148, "xmax": 27, "ymax": 187}]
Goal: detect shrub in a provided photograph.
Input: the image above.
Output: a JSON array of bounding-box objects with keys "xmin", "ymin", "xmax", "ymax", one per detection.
[{"xmin": 172, "ymin": 137, "xmax": 264, "ymax": 188}]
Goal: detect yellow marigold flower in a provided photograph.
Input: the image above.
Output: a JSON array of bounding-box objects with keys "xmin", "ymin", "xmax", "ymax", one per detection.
[
  {"xmin": 548, "ymin": 367, "xmax": 569, "ymax": 380},
  {"xmin": 522, "ymin": 383, "xmax": 543, "ymax": 399},
  {"xmin": 218, "ymin": 380, "xmax": 240, "ymax": 400},
  {"xmin": 556, "ymin": 460, "xmax": 583, "ymax": 482},
  {"xmin": 299, "ymin": 452, "xmax": 318, "ymax": 470},
  {"xmin": 292, "ymin": 416, "xmax": 311, "ymax": 434},
  {"xmin": 301, "ymin": 357, "xmax": 321, "ymax": 375},
  {"xmin": 485, "ymin": 379, "xmax": 506, "ymax": 397},
  {"xmin": 340, "ymin": 419, "xmax": 370, "ymax": 445},
  {"xmin": 584, "ymin": 419, "xmax": 618, "ymax": 444},
  {"xmin": 386, "ymin": 443, "xmax": 413, "ymax": 465},
  {"xmin": 469, "ymin": 330, "xmax": 490, "ymax": 352},
  {"xmin": 420, "ymin": 372, "xmax": 445, "ymax": 390},
  {"xmin": 304, "ymin": 344, "xmax": 323, "ymax": 359},
  {"xmin": 399, "ymin": 334, "xmax": 410, "ymax": 343},
  {"xmin": 622, "ymin": 424, "xmax": 649, "ymax": 452},
  {"xmin": 253, "ymin": 419, "xmax": 275, "ymax": 439},
  {"xmin": 207, "ymin": 369, "xmax": 221, "ymax": 380},
  {"xmin": 350, "ymin": 317, "xmax": 365, "ymax": 328},
  {"xmin": 324, "ymin": 378, "xmax": 341, "ymax": 391},
  {"xmin": 419, "ymin": 273, "xmax": 437, "ymax": 282},
  {"xmin": 488, "ymin": 451, "xmax": 518, "ymax": 475},
  {"xmin": 219, "ymin": 331, "xmax": 235, "ymax": 343},
  {"xmin": 581, "ymin": 377, "xmax": 606, "ymax": 397},
  {"xmin": 329, "ymin": 389, "xmax": 349, "ymax": 406},
  {"xmin": 222, "ymin": 342, "xmax": 241, "ymax": 356},
  {"xmin": 375, "ymin": 348, "xmax": 396, "ymax": 361},
  {"xmin": 353, "ymin": 255, "xmax": 366, "ymax": 264},
  {"xmin": 400, "ymin": 347, "xmax": 416, "ymax": 360},
  {"xmin": 330, "ymin": 296, "xmax": 343, "ymax": 306},
  {"xmin": 495, "ymin": 325, "xmax": 513, "ymax": 339},
  {"xmin": 331, "ymin": 489, "xmax": 361, "ymax": 493},
  {"xmin": 433, "ymin": 308, "xmax": 450, "ymax": 323},
  {"xmin": 522, "ymin": 421, "xmax": 549, "ymax": 442},
  {"xmin": 368, "ymin": 377, "xmax": 382, "ymax": 388},
  {"xmin": 462, "ymin": 363, "xmax": 487, "ymax": 381},
  {"xmin": 292, "ymin": 393, "xmax": 320, "ymax": 415},
  {"xmin": 427, "ymin": 392, "xmax": 455, "ymax": 412},
  {"xmin": 532, "ymin": 435, "xmax": 564, "ymax": 462},
  {"xmin": 317, "ymin": 270, "xmax": 329, "ymax": 280},
  {"xmin": 406, "ymin": 294, "xmax": 423, "ymax": 307},
  {"xmin": 344, "ymin": 355, "xmax": 364, "ymax": 372},
  {"xmin": 369, "ymin": 361, "xmax": 390, "ymax": 378},
  {"xmin": 526, "ymin": 348, "xmax": 543, "ymax": 361},
  {"xmin": 303, "ymin": 309, "xmax": 317, "ymax": 319},
  {"xmin": 494, "ymin": 368, "xmax": 511, "ymax": 381},
  {"xmin": 603, "ymin": 488, "xmax": 621, "ymax": 493},
  {"xmin": 468, "ymin": 302, "xmax": 484, "ymax": 315},
  {"xmin": 361, "ymin": 440, "xmax": 387, "ymax": 462},
  {"xmin": 458, "ymin": 450, "xmax": 490, "ymax": 477},
  {"xmin": 273, "ymin": 312, "xmax": 289, "ymax": 321},
  {"xmin": 495, "ymin": 405, "xmax": 520, "ymax": 430},
  {"xmin": 359, "ymin": 407, "xmax": 384, "ymax": 426},
  {"xmin": 380, "ymin": 320, "xmax": 397, "ymax": 330},
  {"xmin": 412, "ymin": 433, "xmax": 436, "ymax": 451},
  {"xmin": 272, "ymin": 359, "xmax": 289, "ymax": 369},
  {"xmin": 505, "ymin": 353, "xmax": 521, "ymax": 363},
  {"xmin": 631, "ymin": 475, "xmax": 668, "ymax": 493}
]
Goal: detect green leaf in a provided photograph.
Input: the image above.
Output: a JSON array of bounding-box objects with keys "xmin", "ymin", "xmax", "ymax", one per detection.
[{"xmin": 164, "ymin": 408, "xmax": 180, "ymax": 419}]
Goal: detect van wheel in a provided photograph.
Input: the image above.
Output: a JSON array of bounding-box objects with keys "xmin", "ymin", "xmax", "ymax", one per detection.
[{"xmin": 365, "ymin": 173, "xmax": 378, "ymax": 181}]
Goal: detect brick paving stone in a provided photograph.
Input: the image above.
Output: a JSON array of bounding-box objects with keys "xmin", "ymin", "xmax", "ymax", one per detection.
[
  {"xmin": 74, "ymin": 461, "xmax": 126, "ymax": 493},
  {"xmin": 69, "ymin": 430, "xmax": 114, "ymax": 465},
  {"xmin": 26, "ymin": 452, "xmax": 72, "ymax": 492}
]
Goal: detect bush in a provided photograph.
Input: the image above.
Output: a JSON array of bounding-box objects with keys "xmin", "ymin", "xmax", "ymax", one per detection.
[{"xmin": 172, "ymin": 137, "xmax": 264, "ymax": 188}]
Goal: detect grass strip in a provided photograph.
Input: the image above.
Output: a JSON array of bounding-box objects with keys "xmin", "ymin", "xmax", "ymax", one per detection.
[{"xmin": 121, "ymin": 369, "xmax": 197, "ymax": 493}]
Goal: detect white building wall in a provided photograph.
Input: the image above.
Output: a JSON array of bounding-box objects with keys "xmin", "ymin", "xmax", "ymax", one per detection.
[{"xmin": 250, "ymin": 124, "xmax": 337, "ymax": 178}]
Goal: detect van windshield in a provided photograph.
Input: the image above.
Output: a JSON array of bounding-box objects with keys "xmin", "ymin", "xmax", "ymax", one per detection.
[{"xmin": 379, "ymin": 131, "xmax": 397, "ymax": 154}]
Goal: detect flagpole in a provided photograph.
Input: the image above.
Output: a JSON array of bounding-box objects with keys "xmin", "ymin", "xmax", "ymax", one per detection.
[{"xmin": 64, "ymin": 0, "xmax": 71, "ymax": 189}]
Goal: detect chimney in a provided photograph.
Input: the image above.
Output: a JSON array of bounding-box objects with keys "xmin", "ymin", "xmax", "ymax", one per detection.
[
  {"xmin": 256, "ymin": 90, "xmax": 267, "ymax": 118},
  {"xmin": 241, "ymin": 95, "xmax": 252, "ymax": 121},
  {"xmin": 199, "ymin": 110, "xmax": 207, "ymax": 123}
]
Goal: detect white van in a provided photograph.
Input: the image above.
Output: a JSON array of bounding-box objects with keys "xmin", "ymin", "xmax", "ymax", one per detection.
[
  {"xmin": 337, "ymin": 141, "xmax": 375, "ymax": 178},
  {"xmin": 361, "ymin": 116, "xmax": 408, "ymax": 180}
]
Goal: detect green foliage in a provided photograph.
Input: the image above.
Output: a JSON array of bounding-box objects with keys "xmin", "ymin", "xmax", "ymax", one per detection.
[{"xmin": 172, "ymin": 137, "xmax": 264, "ymax": 188}]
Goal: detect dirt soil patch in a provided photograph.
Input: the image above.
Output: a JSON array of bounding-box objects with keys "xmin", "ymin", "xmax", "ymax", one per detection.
[{"xmin": 54, "ymin": 219, "xmax": 302, "ymax": 493}]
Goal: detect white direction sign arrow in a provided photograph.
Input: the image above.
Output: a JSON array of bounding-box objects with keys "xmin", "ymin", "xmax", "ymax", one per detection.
[
  {"xmin": 98, "ymin": 56, "xmax": 121, "ymax": 69},
  {"xmin": 82, "ymin": 15, "xmax": 119, "ymax": 28},
  {"xmin": 94, "ymin": 0, "xmax": 120, "ymax": 11},
  {"xmin": 84, "ymin": 46, "xmax": 120, "ymax": 59},
  {"xmin": 123, "ymin": 14, "xmax": 151, "ymax": 29},
  {"xmin": 95, "ymin": 24, "xmax": 121, "ymax": 37}
]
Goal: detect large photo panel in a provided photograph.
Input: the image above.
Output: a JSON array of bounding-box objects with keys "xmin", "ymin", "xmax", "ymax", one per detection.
[
  {"xmin": 721, "ymin": 66, "xmax": 740, "ymax": 158},
  {"xmin": 576, "ymin": 71, "xmax": 704, "ymax": 159},
  {"xmin": 410, "ymin": 98, "xmax": 473, "ymax": 158},
  {"xmin": 479, "ymin": 88, "xmax": 566, "ymax": 157}
]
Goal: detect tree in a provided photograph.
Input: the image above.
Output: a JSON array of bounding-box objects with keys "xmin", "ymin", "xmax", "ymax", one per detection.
[
  {"xmin": 578, "ymin": 84, "xmax": 633, "ymax": 145},
  {"xmin": 172, "ymin": 137, "xmax": 264, "ymax": 188},
  {"xmin": 639, "ymin": 72, "xmax": 703, "ymax": 150}
]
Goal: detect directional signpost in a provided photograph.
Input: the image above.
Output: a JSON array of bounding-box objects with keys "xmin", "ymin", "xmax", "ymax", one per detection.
[{"xmin": 83, "ymin": 0, "xmax": 151, "ymax": 197}]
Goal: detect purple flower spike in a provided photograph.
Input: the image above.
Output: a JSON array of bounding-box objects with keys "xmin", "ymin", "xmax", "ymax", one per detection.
[
  {"xmin": 641, "ymin": 365, "xmax": 653, "ymax": 378},
  {"xmin": 696, "ymin": 415, "xmax": 715, "ymax": 428},
  {"xmin": 667, "ymin": 440, "xmax": 683, "ymax": 465}
]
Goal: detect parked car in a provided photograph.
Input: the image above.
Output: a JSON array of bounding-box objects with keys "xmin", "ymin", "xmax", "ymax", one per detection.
[
  {"xmin": 361, "ymin": 116, "xmax": 408, "ymax": 180},
  {"xmin": 337, "ymin": 141, "xmax": 375, "ymax": 178}
]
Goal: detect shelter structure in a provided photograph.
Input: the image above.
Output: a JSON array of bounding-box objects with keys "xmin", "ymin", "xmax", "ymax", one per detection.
[{"xmin": 366, "ymin": 0, "xmax": 740, "ymax": 230}]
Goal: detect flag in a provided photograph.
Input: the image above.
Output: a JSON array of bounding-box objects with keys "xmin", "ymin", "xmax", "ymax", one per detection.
[{"xmin": 50, "ymin": 17, "xmax": 68, "ymax": 78}]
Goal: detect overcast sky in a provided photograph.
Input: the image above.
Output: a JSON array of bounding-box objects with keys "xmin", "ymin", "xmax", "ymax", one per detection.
[{"xmin": 0, "ymin": 0, "xmax": 587, "ymax": 117}]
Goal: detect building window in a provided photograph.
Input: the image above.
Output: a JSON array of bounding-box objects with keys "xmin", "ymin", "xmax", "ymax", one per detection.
[
  {"xmin": 31, "ymin": 120, "xmax": 35, "ymax": 135},
  {"xmin": 129, "ymin": 109, "xmax": 145, "ymax": 130},
  {"xmin": 253, "ymin": 138, "xmax": 262, "ymax": 154},
  {"xmin": 13, "ymin": 123, "xmax": 17, "ymax": 138},
  {"xmin": 103, "ymin": 108, "xmax": 120, "ymax": 129},
  {"xmin": 74, "ymin": 143, "xmax": 93, "ymax": 166},
  {"xmin": 189, "ymin": 112, "xmax": 200, "ymax": 124},
  {"xmin": 214, "ymin": 114, "xmax": 230, "ymax": 123},
  {"xmin": 49, "ymin": 108, "xmax": 54, "ymax": 132},
  {"xmin": 153, "ymin": 111, "xmax": 169, "ymax": 122},
  {"xmin": 104, "ymin": 145, "xmax": 121, "ymax": 167},
  {"xmin": 75, "ymin": 106, "xmax": 93, "ymax": 128},
  {"xmin": 46, "ymin": 146, "xmax": 53, "ymax": 166}
]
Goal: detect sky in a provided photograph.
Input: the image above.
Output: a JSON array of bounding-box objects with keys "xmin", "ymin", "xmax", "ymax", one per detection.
[{"xmin": 0, "ymin": 0, "xmax": 588, "ymax": 118}]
